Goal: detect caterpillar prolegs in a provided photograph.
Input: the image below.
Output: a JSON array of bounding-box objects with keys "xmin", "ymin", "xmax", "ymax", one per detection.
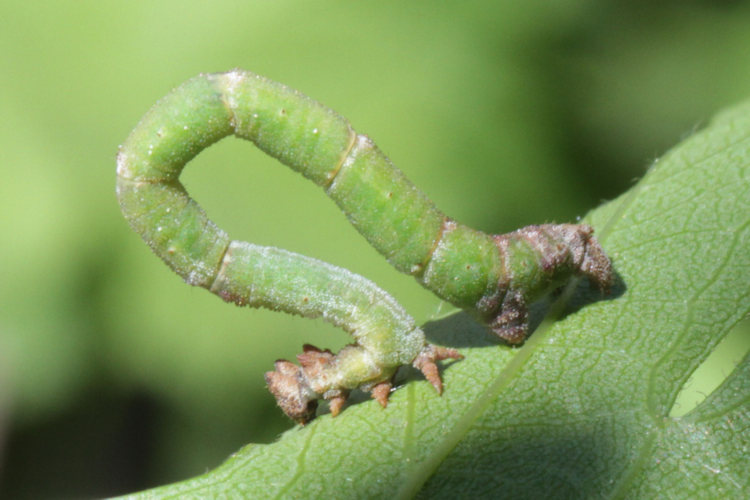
[{"xmin": 116, "ymin": 70, "xmax": 613, "ymax": 423}]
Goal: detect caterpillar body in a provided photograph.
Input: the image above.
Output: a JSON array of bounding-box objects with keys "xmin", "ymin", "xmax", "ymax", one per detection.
[{"xmin": 116, "ymin": 70, "xmax": 612, "ymax": 423}]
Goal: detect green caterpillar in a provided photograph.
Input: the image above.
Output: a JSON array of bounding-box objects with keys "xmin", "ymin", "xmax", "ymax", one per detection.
[{"xmin": 116, "ymin": 70, "xmax": 613, "ymax": 423}]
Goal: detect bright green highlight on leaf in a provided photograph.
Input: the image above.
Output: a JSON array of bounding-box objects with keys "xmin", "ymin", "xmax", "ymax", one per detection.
[
  {"xmin": 121, "ymin": 95, "xmax": 749, "ymax": 498},
  {"xmin": 670, "ymin": 317, "xmax": 750, "ymax": 418}
]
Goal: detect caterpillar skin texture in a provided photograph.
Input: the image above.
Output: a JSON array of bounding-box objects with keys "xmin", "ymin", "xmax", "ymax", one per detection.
[{"xmin": 116, "ymin": 70, "xmax": 612, "ymax": 423}]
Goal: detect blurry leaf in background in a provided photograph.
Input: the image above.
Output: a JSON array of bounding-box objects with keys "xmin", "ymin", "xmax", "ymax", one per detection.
[{"xmin": 0, "ymin": 0, "xmax": 749, "ymax": 497}]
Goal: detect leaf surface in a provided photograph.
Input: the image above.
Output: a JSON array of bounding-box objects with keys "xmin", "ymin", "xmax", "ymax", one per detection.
[{"xmin": 124, "ymin": 100, "xmax": 750, "ymax": 499}]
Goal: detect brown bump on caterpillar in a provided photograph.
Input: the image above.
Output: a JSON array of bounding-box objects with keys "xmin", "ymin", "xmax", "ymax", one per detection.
[
  {"xmin": 488, "ymin": 289, "xmax": 529, "ymax": 344},
  {"xmin": 370, "ymin": 381, "xmax": 392, "ymax": 408},
  {"xmin": 296, "ymin": 344, "xmax": 334, "ymax": 371},
  {"xmin": 327, "ymin": 392, "xmax": 348, "ymax": 417},
  {"xmin": 489, "ymin": 224, "xmax": 613, "ymax": 344},
  {"xmin": 412, "ymin": 345, "xmax": 463, "ymax": 394},
  {"xmin": 533, "ymin": 224, "xmax": 613, "ymax": 291},
  {"xmin": 578, "ymin": 231, "xmax": 614, "ymax": 292},
  {"xmin": 264, "ymin": 360, "xmax": 318, "ymax": 424}
]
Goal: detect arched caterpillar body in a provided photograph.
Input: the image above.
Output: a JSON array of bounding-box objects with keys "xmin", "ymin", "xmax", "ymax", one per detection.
[{"xmin": 116, "ymin": 70, "xmax": 612, "ymax": 423}]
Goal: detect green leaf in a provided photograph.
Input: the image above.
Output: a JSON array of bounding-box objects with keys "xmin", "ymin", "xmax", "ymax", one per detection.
[{"xmin": 121, "ymin": 100, "xmax": 750, "ymax": 499}]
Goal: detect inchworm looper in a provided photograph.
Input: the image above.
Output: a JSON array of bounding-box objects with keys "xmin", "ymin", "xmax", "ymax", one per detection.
[{"xmin": 116, "ymin": 70, "xmax": 613, "ymax": 422}]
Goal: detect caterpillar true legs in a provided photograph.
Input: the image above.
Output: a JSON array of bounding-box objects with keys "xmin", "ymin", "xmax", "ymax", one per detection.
[{"xmin": 116, "ymin": 70, "xmax": 612, "ymax": 422}]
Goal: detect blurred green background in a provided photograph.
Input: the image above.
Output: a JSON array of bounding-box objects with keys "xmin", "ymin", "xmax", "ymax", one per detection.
[{"xmin": 1, "ymin": 1, "xmax": 749, "ymax": 497}]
